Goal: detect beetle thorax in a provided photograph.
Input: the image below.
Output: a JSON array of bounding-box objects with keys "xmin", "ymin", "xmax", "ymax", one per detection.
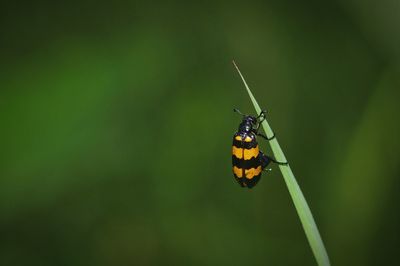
[
  {"xmin": 238, "ymin": 121, "xmax": 253, "ymax": 132},
  {"xmin": 238, "ymin": 116, "xmax": 256, "ymax": 132}
]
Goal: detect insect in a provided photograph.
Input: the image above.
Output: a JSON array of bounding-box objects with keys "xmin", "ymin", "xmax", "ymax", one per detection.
[{"xmin": 232, "ymin": 108, "xmax": 288, "ymax": 188}]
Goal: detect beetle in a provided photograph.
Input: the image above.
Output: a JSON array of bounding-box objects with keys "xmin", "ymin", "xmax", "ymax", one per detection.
[{"xmin": 232, "ymin": 108, "xmax": 288, "ymax": 188}]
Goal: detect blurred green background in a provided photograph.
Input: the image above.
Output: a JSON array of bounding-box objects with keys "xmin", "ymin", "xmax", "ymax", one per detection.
[{"xmin": 1, "ymin": 0, "xmax": 399, "ymax": 265}]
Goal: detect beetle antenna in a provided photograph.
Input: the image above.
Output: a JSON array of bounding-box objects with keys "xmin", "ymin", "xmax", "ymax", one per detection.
[{"xmin": 233, "ymin": 108, "xmax": 245, "ymax": 117}]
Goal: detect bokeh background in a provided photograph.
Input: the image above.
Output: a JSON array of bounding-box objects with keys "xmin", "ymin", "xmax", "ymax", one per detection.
[{"xmin": 1, "ymin": 1, "xmax": 399, "ymax": 265}]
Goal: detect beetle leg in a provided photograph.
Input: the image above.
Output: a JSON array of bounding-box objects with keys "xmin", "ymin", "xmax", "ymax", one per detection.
[
  {"xmin": 256, "ymin": 132, "xmax": 276, "ymax": 141},
  {"xmin": 253, "ymin": 110, "xmax": 266, "ymax": 132},
  {"xmin": 256, "ymin": 110, "xmax": 267, "ymax": 120},
  {"xmin": 259, "ymin": 151, "xmax": 271, "ymax": 169},
  {"xmin": 267, "ymin": 155, "xmax": 288, "ymax": 165},
  {"xmin": 259, "ymin": 151, "xmax": 288, "ymax": 167},
  {"xmin": 255, "ymin": 119, "xmax": 264, "ymax": 132}
]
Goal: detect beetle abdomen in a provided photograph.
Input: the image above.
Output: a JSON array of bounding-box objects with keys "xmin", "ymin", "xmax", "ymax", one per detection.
[{"xmin": 231, "ymin": 132, "xmax": 262, "ymax": 188}]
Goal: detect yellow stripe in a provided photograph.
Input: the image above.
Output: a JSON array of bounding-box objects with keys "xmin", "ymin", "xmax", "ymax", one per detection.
[
  {"xmin": 243, "ymin": 146, "xmax": 259, "ymax": 160},
  {"xmin": 244, "ymin": 136, "xmax": 252, "ymax": 142},
  {"xmin": 245, "ymin": 166, "xmax": 262, "ymax": 179},
  {"xmin": 232, "ymin": 146, "xmax": 243, "ymax": 159},
  {"xmin": 234, "ymin": 135, "xmax": 253, "ymax": 142},
  {"xmin": 233, "ymin": 166, "xmax": 243, "ymax": 178},
  {"xmin": 233, "ymin": 166, "xmax": 262, "ymax": 179}
]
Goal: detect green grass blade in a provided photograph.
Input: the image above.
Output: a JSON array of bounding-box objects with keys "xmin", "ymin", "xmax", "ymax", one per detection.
[{"xmin": 232, "ymin": 61, "xmax": 330, "ymax": 266}]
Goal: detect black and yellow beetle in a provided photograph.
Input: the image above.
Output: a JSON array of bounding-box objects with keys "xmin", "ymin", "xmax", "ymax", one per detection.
[{"xmin": 232, "ymin": 108, "xmax": 288, "ymax": 188}]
